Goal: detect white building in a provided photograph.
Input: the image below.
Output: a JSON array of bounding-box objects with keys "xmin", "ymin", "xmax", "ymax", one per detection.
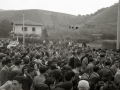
[{"xmin": 12, "ymin": 20, "xmax": 43, "ymax": 37}]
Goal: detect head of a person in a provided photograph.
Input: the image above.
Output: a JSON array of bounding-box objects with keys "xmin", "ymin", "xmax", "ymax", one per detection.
[
  {"xmin": 85, "ymin": 66, "xmax": 93, "ymax": 74},
  {"xmin": 27, "ymin": 67, "xmax": 35, "ymax": 77},
  {"xmin": 57, "ymin": 61, "xmax": 62, "ymax": 67},
  {"xmin": 23, "ymin": 57, "xmax": 29, "ymax": 65},
  {"xmin": 14, "ymin": 59, "xmax": 21, "ymax": 66},
  {"xmin": 22, "ymin": 66, "xmax": 28, "ymax": 75},
  {"xmin": 33, "ymin": 63, "xmax": 39, "ymax": 71},
  {"xmin": 100, "ymin": 53, "xmax": 105, "ymax": 58},
  {"xmin": 64, "ymin": 70, "xmax": 74, "ymax": 82},
  {"xmin": 104, "ymin": 61, "xmax": 111, "ymax": 67},
  {"xmin": 72, "ymin": 51, "xmax": 76, "ymax": 56},
  {"xmin": 29, "ymin": 61, "xmax": 35, "ymax": 68},
  {"xmin": 12, "ymin": 76, "xmax": 23, "ymax": 90},
  {"xmin": 78, "ymin": 80, "xmax": 90, "ymax": 90},
  {"xmin": 2, "ymin": 57, "xmax": 7, "ymax": 66},
  {"xmin": 45, "ymin": 77, "xmax": 55, "ymax": 89},
  {"xmin": 88, "ymin": 57, "xmax": 93, "ymax": 63},
  {"xmin": 77, "ymin": 50, "xmax": 81, "ymax": 55},
  {"xmin": 114, "ymin": 58, "xmax": 119, "ymax": 67},
  {"xmin": 6, "ymin": 57, "xmax": 12, "ymax": 67},
  {"xmin": 50, "ymin": 69, "xmax": 61, "ymax": 81},
  {"xmin": 50, "ymin": 64, "xmax": 57, "ymax": 70},
  {"xmin": 93, "ymin": 66, "xmax": 99, "ymax": 72},
  {"xmin": 85, "ymin": 54, "xmax": 89, "ymax": 58},
  {"xmin": 36, "ymin": 54, "xmax": 40, "ymax": 59},
  {"xmin": 76, "ymin": 62, "xmax": 81, "ymax": 69},
  {"xmin": 61, "ymin": 65, "xmax": 72, "ymax": 75},
  {"xmin": 34, "ymin": 84, "xmax": 49, "ymax": 90},
  {"xmin": 95, "ymin": 61, "xmax": 100, "ymax": 66},
  {"xmin": 39, "ymin": 66, "xmax": 47, "ymax": 74}
]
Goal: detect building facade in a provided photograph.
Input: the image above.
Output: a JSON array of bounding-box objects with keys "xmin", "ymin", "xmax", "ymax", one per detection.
[{"xmin": 12, "ymin": 20, "xmax": 43, "ymax": 37}]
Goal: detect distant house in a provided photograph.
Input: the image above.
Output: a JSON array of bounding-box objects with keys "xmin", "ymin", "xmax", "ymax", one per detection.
[{"xmin": 12, "ymin": 20, "xmax": 43, "ymax": 37}]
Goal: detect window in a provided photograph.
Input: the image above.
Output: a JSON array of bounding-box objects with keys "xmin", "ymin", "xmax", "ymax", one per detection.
[
  {"xmin": 32, "ymin": 27, "xmax": 36, "ymax": 31},
  {"xmin": 22, "ymin": 27, "xmax": 27, "ymax": 31}
]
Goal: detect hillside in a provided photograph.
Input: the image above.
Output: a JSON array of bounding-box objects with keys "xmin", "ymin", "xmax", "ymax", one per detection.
[
  {"xmin": 0, "ymin": 9, "xmax": 80, "ymax": 29},
  {"xmin": 0, "ymin": 3, "xmax": 118, "ymax": 39},
  {"xmin": 82, "ymin": 3, "xmax": 118, "ymax": 35},
  {"xmin": 0, "ymin": 9, "xmax": 95, "ymax": 38}
]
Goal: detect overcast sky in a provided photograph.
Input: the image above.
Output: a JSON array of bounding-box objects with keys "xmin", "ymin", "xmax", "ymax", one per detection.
[{"xmin": 0, "ymin": 0, "xmax": 119, "ymax": 15}]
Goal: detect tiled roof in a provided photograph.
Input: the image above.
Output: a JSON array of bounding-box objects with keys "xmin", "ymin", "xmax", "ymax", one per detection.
[{"xmin": 13, "ymin": 20, "xmax": 43, "ymax": 26}]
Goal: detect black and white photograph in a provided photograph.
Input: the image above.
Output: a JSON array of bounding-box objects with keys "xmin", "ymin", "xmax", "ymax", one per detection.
[{"xmin": 0, "ymin": 0, "xmax": 120, "ymax": 90}]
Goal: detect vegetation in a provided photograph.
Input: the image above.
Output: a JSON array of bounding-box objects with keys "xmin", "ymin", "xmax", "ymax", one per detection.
[
  {"xmin": 0, "ymin": 3, "xmax": 118, "ymax": 41},
  {"xmin": 41, "ymin": 27, "xmax": 49, "ymax": 41},
  {"xmin": 0, "ymin": 19, "xmax": 12, "ymax": 38}
]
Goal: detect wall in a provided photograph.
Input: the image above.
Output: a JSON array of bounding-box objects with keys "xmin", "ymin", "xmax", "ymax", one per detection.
[{"xmin": 14, "ymin": 25, "xmax": 42, "ymax": 36}]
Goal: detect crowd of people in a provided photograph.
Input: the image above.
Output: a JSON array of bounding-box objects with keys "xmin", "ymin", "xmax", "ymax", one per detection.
[{"xmin": 0, "ymin": 40, "xmax": 120, "ymax": 90}]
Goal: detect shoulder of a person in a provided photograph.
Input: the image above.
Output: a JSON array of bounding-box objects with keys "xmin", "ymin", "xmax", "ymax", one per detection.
[
  {"xmin": 6, "ymin": 81, "xmax": 12, "ymax": 85},
  {"xmin": 12, "ymin": 67, "xmax": 18, "ymax": 71},
  {"xmin": 110, "ymin": 64, "xmax": 115, "ymax": 68},
  {"xmin": 1, "ymin": 67, "xmax": 6, "ymax": 72},
  {"xmin": 33, "ymin": 76, "xmax": 39, "ymax": 79}
]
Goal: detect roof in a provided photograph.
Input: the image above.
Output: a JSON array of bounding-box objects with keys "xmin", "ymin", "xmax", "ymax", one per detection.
[{"xmin": 12, "ymin": 20, "xmax": 43, "ymax": 26}]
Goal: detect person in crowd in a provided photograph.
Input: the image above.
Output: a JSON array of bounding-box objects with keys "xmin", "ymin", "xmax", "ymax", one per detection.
[
  {"xmin": 34, "ymin": 63, "xmax": 40, "ymax": 76},
  {"xmin": 34, "ymin": 83, "xmax": 49, "ymax": 90},
  {"xmin": 82, "ymin": 54, "xmax": 89, "ymax": 69},
  {"xmin": 0, "ymin": 71, "xmax": 18, "ymax": 90},
  {"xmin": 32, "ymin": 66, "xmax": 47, "ymax": 86},
  {"xmin": 12, "ymin": 76, "xmax": 24, "ymax": 90},
  {"xmin": 56, "ymin": 71, "xmax": 73, "ymax": 90},
  {"xmin": 68, "ymin": 51, "xmax": 76, "ymax": 69},
  {"xmin": 50, "ymin": 69, "xmax": 62, "ymax": 86},
  {"xmin": 114, "ymin": 69, "xmax": 120, "ymax": 86},
  {"xmin": 0, "ymin": 53, "xmax": 6, "ymax": 71},
  {"xmin": 98, "ymin": 61, "xmax": 112, "ymax": 81},
  {"xmin": 21, "ymin": 57, "xmax": 30, "ymax": 76},
  {"xmin": 11, "ymin": 59, "xmax": 21, "ymax": 75},
  {"xmin": 45, "ymin": 77, "xmax": 55, "ymax": 90},
  {"xmin": 34, "ymin": 54, "xmax": 43, "ymax": 66},
  {"xmin": 81, "ymin": 66, "xmax": 92, "ymax": 81},
  {"xmin": 1, "ymin": 39, "xmax": 120, "ymax": 90},
  {"xmin": 90, "ymin": 66, "xmax": 99, "ymax": 83},
  {"xmin": 110, "ymin": 58, "xmax": 120, "ymax": 75},
  {"xmin": 72, "ymin": 62, "xmax": 82, "ymax": 75},
  {"xmin": 0, "ymin": 57, "xmax": 12, "ymax": 85},
  {"xmin": 87, "ymin": 57, "xmax": 94, "ymax": 69},
  {"xmin": 77, "ymin": 80, "xmax": 89, "ymax": 90},
  {"xmin": 22, "ymin": 67, "xmax": 34, "ymax": 90}
]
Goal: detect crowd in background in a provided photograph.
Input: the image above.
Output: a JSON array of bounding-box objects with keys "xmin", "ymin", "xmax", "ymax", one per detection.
[{"xmin": 0, "ymin": 40, "xmax": 120, "ymax": 90}]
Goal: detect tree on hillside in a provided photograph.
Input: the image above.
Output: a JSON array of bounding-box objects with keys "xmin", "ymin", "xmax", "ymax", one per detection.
[
  {"xmin": 94, "ymin": 7, "xmax": 107, "ymax": 15},
  {"xmin": 0, "ymin": 19, "xmax": 12, "ymax": 38},
  {"xmin": 41, "ymin": 27, "xmax": 49, "ymax": 42}
]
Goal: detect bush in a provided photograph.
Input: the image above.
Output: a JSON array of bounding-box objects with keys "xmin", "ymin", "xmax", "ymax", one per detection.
[
  {"xmin": 13, "ymin": 37, "xmax": 43, "ymax": 44},
  {"xmin": 75, "ymin": 38, "xmax": 90, "ymax": 43}
]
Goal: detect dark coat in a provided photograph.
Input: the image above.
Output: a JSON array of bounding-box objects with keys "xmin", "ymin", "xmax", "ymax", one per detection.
[
  {"xmin": 0, "ymin": 66, "xmax": 10, "ymax": 85},
  {"xmin": 22, "ymin": 75, "xmax": 33, "ymax": 90}
]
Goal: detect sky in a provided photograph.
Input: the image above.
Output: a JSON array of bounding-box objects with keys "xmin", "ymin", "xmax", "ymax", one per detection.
[{"xmin": 0, "ymin": 0, "xmax": 119, "ymax": 15}]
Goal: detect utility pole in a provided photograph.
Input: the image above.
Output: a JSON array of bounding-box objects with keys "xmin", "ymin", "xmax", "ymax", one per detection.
[
  {"xmin": 117, "ymin": 0, "xmax": 120, "ymax": 49},
  {"xmin": 23, "ymin": 12, "xmax": 25, "ymax": 49}
]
